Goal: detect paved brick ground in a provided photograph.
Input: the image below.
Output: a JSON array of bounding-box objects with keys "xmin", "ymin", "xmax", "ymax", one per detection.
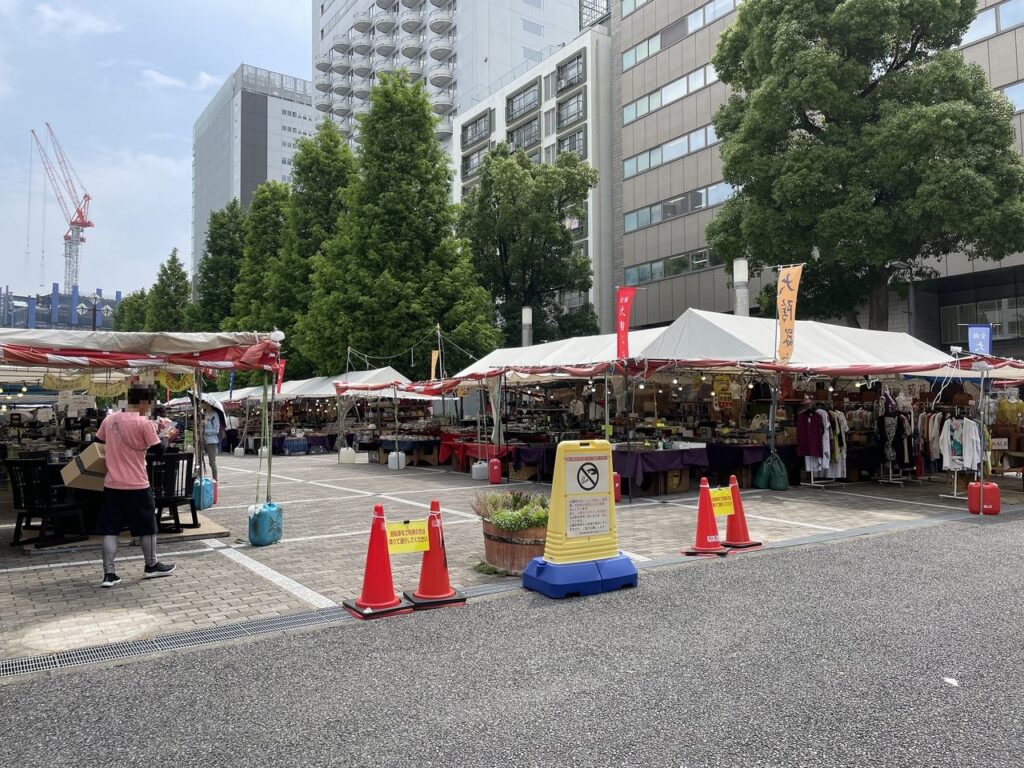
[{"xmin": 2, "ymin": 452, "xmax": 1022, "ymax": 659}]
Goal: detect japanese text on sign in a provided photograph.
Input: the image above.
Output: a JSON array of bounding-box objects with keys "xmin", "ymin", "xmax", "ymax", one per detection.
[
  {"xmin": 776, "ymin": 264, "xmax": 803, "ymax": 364},
  {"xmin": 567, "ymin": 496, "xmax": 611, "ymax": 538},
  {"xmin": 709, "ymin": 488, "xmax": 734, "ymax": 517},
  {"xmin": 386, "ymin": 519, "xmax": 430, "ymax": 554}
]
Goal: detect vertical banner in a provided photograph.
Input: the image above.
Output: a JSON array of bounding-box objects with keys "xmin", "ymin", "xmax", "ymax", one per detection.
[
  {"xmin": 775, "ymin": 265, "xmax": 803, "ymax": 363},
  {"xmin": 229, "ymin": 370, "xmax": 235, "ymax": 399},
  {"xmin": 276, "ymin": 358, "xmax": 287, "ymax": 394},
  {"xmin": 967, "ymin": 324, "xmax": 992, "ymax": 355},
  {"xmin": 616, "ymin": 287, "xmax": 637, "ymax": 359},
  {"xmin": 430, "ymin": 350, "xmax": 440, "ymax": 380}
]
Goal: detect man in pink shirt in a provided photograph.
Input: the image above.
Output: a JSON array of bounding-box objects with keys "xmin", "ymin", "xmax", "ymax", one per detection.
[{"xmin": 95, "ymin": 384, "xmax": 176, "ymax": 587}]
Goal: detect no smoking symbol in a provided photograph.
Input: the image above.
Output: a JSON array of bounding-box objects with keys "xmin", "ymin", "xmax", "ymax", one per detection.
[{"xmin": 577, "ymin": 462, "xmax": 600, "ymax": 491}]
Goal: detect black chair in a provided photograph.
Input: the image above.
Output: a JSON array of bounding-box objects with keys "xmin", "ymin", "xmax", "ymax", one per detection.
[
  {"xmin": 147, "ymin": 452, "xmax": 197, "ymax": 533},
  {"xmin": 5, "ymin": 459, "xmax": 88, "ymax": 548}
]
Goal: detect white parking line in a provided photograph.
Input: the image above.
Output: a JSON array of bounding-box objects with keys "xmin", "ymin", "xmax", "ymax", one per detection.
[
  {"xmin": 0, "ymin": 547, "xmax": 216, "ymax": 574},
  {"xmin": 202, "ymin": 540, "xmax": 337, "ymax": 609},
  {"xmin": 620, "ymin": 550, "xmax": 652, "ymax": 562},
  {"xmin": 744, "ymin": 514, "xmax": 841, "ymax": 532},
  {"xmin": 375, "ymin": 494, "xmax": 476, "ymax": 519},
  {"xmin": 213, "ymin": 495, "xmax": 371, "ymax": 511},
  {"xmin": 278, "ymin": 518, "xmax": 479, "ymax": 545},
  {"xmin": 822, "ymin": 489, "xmax": 964, "ymax": 511},
  {"xmin": 306, "ymin": 481, "xmax": 375, "ymax": 495},
  {"xmin": 382, "ymin": 482, "xmax": 536, "ymax": 495}
]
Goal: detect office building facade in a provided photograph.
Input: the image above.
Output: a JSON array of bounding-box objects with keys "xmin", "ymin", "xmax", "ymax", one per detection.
[
  {"xmin": 452, "ymin": 25, "xmax": 616, "ymax": 331},
  {"xmin": 611, "ymin": 0, "xmax": 1024, "ymax": 356},
  {"xmin": 311, "ymin": 0, "xmax": 581, "ymax": 147},
  {"xmin": 191, "ymin": 64, "xmax": 315, "ymax": 275}
]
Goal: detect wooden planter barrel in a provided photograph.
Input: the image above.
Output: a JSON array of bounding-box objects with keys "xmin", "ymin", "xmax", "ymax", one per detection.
[{"xmin": 482, "ymin": 520, "xmax": 547, "ymax": 575}]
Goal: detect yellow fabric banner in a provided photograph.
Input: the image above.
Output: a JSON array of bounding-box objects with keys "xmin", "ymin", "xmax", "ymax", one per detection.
[
  {"xmin": 430, "ymin": 350, "xmax": 440, "ymax": 381},
  {"xmin": 776, "ymin": 265, "xmax": 803, "ymax": 363}
]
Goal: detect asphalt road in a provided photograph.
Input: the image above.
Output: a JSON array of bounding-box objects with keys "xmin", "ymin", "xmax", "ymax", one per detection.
[{"xmin": 2, "ymin": 512, "xmax": 1022, "ymax": 768}]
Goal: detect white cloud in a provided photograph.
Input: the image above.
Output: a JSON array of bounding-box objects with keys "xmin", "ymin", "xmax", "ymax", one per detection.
[
  {"xmin": 0, "ymin": 0, "xmax": 19, "ymax": 20},
  {"xmin": 33, "ymin": 2, "xmax": 121, "ymax": 37},
  {"xmin": 141, "ymin": 67, "xmax": 222, "ymax": 91}
]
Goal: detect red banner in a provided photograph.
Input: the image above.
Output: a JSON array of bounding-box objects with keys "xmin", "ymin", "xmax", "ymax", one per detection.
[
  {"xmin": 616, "ymin": 287, "xmax": 637, "ymax": 359},
  {"xmin": 276, "ymin": 358, "xmax": 287, "ymax": 394}
]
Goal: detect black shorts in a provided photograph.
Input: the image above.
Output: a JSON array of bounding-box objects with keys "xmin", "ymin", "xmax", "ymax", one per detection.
[{"xmin": 97, "ymin": 488, "xmax": 158, "ymax": 536}]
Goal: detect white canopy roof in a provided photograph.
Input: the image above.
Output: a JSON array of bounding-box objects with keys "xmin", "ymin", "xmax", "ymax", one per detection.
[
  {"xmin": 454, "ymin": 328, "xmax": 666, "ymax": 383},
  {"xmin": 639, "ymin": 309, "xmax": 954, "ymax": 375}
]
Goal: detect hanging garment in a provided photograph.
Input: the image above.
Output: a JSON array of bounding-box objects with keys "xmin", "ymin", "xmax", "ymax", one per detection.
[
  {"xmin": 796, "ymin": 410, "xmax": 824, "ymax": 458},
  {"xmin": 939, "ymin": 418, "xmax": 983, "ymax": 471},
  {"xmin": 880, "ymin": 416, "xmax": 898, "ymax": 463},
  {"xmin": 928, "ymin": 412, "xmax": 945, "ymax": 461},
  {"xmin": 828, "ymin": 411, "xmax": 849, "ymax": 479},
  {"xmin": 806, "ymin": 409, "xmax": 832, "ymax": 473}
]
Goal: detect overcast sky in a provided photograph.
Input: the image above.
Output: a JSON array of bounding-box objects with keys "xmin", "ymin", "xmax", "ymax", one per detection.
[{"xmin": 0, "ymin": 0, "xmax": 310, "ymax": 296}]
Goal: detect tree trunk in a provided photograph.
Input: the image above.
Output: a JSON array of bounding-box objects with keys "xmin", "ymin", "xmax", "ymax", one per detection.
[
  {"xmin": 868, "ymin": 268, "xmax": 890, "ymax": 330},
  {"xmin": 844, "ymin": 310, "xmax": 861, "ymax": 329}
]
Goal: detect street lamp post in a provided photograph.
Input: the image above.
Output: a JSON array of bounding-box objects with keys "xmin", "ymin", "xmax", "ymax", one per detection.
[{"xmin": 733, "ymin": 257, "xmax": 749, "ymax": 317}]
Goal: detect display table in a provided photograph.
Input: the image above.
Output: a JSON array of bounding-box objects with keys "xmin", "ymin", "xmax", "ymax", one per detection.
[
  {"xmin": 440, "ymin": 440, "xmax": 515, "ymax": 472},
  {"xmin": 377, "ymin": 438, "xmax": 441, "ymax": 467},
  {"xmin": 612, "ymin": 447, "xmax": 708, "ymax": 496},
  {"xmin": 283, "ymin": 436, "xmax": 309, "ymax": 455},
  {"xmin": 510, "ymin": 444, "xmax": 557, "ymax": 481},
  {"xmin": 705, "ymin": 443, "xmax": 769, "ymax": 488}
]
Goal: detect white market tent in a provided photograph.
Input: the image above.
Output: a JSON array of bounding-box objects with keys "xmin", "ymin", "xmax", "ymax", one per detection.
[{"xmin": 639, "ymin": 309, "xmax": 957, "ymax": 375}]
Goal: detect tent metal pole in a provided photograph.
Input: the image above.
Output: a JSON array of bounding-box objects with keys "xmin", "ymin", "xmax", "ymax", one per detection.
[{"xmin": 768, "ymin": 371, "xmax": 779, "ymax": 454}]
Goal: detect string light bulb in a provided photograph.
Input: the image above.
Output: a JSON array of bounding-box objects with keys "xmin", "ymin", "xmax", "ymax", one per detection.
[
  {"xmin": 638, "ymin": 383, "xmax": 645, "ymax": 390},
  {"xmin": 748, "ymin": 383, "xmax": 754, "ymax": 389},
  {"xmin": 700, "ymin": 375, "xmax": 707, "ymax": 382},
  {"xmin": 672, "ymin": 378, "xmax": 678, "ymax": 385},
  {"xmin": 710, "ymin": 390, "xmax": 717, "ymax": 397},
  {"xmin": 21, "ymin": 385, "xmax": 27, "ymax": 393}
]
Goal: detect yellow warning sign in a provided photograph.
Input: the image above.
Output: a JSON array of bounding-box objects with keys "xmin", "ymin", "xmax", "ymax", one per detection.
[
  {"xmin": 544, "ymin": 440, "xmax": 620, "ymax": 564},
  {"xmin": 709, "ymin": 488, "xmax": 734, "ymax": 517},
  {"xmin": 386, "ymin": 519, "xmax": 430, "ymax": 554}
]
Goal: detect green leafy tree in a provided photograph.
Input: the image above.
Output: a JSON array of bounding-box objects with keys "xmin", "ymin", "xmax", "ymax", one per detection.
[
  {"xmin": 113, "ymin": 288, "xmax": 147, "ymax": 331},
  {"xmin": 298, "ymin": 71, "xmax": 500, "ymax": 378},
  {"xmin": 229, "ymin": 181, "xmax": 291, "ymax": 332},
  {"xmin": 188, "ymin": 199, "xmax": 246, "ymax": 331},
  {"xmin": 144, "ymin": 248, "xmax": 191, "ymax": 331},
  {"xmin": 707, "ymin": 0, "xmax": 1024, "ymax": 329},
  {"xmin": 270, "ymin": 120, "xmax": 354, "ymax": 376},
  {"xmin": 459, "ymin": 145, "xmax": 600, "ymax": 345}
]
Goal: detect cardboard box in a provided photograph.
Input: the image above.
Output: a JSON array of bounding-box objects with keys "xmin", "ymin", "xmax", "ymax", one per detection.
[{"xmin": 60, "ymin": 443, "xmax": 106, "ymax": 492}]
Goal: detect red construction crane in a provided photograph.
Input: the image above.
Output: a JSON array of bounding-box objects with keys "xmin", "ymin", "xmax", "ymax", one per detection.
[{"xmin": 30, "ymin": 123, "xmax": 93, "ymax": 292}]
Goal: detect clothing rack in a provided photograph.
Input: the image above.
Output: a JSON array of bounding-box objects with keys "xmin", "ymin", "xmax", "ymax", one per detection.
[
  {"xmin": 801, "ymin": 466, "xmax": 839, "ymax": 489},
  {"xmin": 939, "ymin": 469, "xmax": 970, "ymax": 500}
]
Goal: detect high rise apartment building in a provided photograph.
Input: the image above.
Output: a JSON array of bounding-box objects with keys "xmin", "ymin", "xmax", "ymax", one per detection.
[
  {"xmin": 610, "ymin": 0, "xmax": 1024, "ymax": 356},
  {"xmin": 191, "ymin": 64, "xmax": 314, "ymax": 275},
  {"xmin": 452, "ymin": 25, "xmax": 615, "ymax": 331},
  {"xmin": 311, "ymin": 0, "xmax": 581, "ymax": 147}
]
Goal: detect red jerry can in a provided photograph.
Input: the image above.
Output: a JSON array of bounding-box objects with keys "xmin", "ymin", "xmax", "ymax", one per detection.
[
  {"xmin": 967, "ymin": 482, "xmax": 1000, "ymax": 515},
  {"xmin": 488, "ymin": 457, "xmax": 502, "ymax": 484},
  {"xmin": 613, "ymin": 472, "xmax": 622, "ymax": 502}
]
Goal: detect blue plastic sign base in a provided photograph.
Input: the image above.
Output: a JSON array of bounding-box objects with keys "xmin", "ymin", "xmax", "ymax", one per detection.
[{"xmin": 521, "ymin": 553, "xmax": 638, "ymax": 599}]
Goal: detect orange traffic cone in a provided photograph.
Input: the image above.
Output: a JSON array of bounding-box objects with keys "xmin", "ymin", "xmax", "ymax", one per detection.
[
  {"xmin": 684, "ymin": 477, "xmax": 728, "ymax": 556},
  {"xmin": 404, "ymin": 500, "xmax": 466, "ymax": 609},
  {"xmin": 343, "ymin": 504, "xmax": 413, "ymax": 619},
  {"xmin": 723, "ymin": 474, "xmax": 762, "ymax": 551}
]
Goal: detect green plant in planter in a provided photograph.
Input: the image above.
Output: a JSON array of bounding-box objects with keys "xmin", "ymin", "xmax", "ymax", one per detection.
[{"xmin": 471, "ymin": 489, "xmax": 549, "ymax": 532}]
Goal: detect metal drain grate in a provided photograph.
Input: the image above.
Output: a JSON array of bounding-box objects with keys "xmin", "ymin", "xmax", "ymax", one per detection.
[{"xmin": 0, "ymin": 606, "xmax": 358, "ymax": 680}]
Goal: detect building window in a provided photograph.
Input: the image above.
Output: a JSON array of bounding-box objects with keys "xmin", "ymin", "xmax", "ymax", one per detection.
[
  {"xmin": 522, "ymin": 46, "xmax": 544, "ymax": 63},
  {"xmin": 962, "ymin": 8, "xmax": 996, "ymax": 44},
  {"xmin": 557, "ymin": 92, "xmax": 585, "ymax": 129},
  {"xmin": 940, "ymin": 303, "xmax": 978, "ymax": 343},
  {"xmin": 462, "ymin": 112, "xmax": 490, "ymax": 145},
  {"xmin": 557, "ymin": 129, "xmax": 586, "ymax": 159},
  {"xmin": 557, "ymin": 54, "xmax": 584, "ymax": 91},
  {"xmin": 508, "ymin": 118, "xmax": 541, "ymax": 150},
  {"xmin": 622, "ymin": 0, "xmax": 653, "ymax": 16},
  {"xmin": 618, "ymin": 66, "xmax": 716, "ymax": 124},
  {"xmin": 623, "ymin": 123, "xmax": 721, "ymax": 179},
  {"xmin": 624, "ymin": 182, "xmax": 734, "ymax": 233},
  {"xmin": 522, "ymin": 18, "xmax": 543, "ymax": 35},
  {"xmin": 1000, "ymin": 0, "xmax": 1024, "ymax": 30},
  {"xmin": 462, "ymin": 147, "xmax": 487, "ymax": 178},
  {"xmin": 507, "ymin": 83, "xmax": 540, "ymax": 121},
  {"xmin": 625, "ymin": 248, "xmax": 722, "ymax": 287},
  {"xmin": 1003, "ymin": 81, "xmax": 1024, "ymax": 112},
  {"xmin": 622, "ymin": 33, "xmax": 661, "ymax": 71}
]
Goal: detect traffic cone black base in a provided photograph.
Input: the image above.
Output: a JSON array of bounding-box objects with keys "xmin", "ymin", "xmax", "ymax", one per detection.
[
  {"xmin": 402, "ymin": 590, "xmax": 467, "ymax": 609},
  {"xmin": 342, "ymin": 597, "xmax": 414, "ymax": 620}
]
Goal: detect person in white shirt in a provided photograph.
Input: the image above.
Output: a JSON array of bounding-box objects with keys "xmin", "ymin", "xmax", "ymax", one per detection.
[{"xmin": 224, "ymin": 413, "xmax": 240, "ymax": 454}]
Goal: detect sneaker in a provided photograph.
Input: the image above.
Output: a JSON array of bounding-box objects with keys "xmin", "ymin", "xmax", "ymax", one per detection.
[
  {"xmin": 143, "ymin": 562, "xmax": 176, "ymax": 579},
  {"xmin": 101, "ymin": 573, "xmax": 121, "ymax": 588}
]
